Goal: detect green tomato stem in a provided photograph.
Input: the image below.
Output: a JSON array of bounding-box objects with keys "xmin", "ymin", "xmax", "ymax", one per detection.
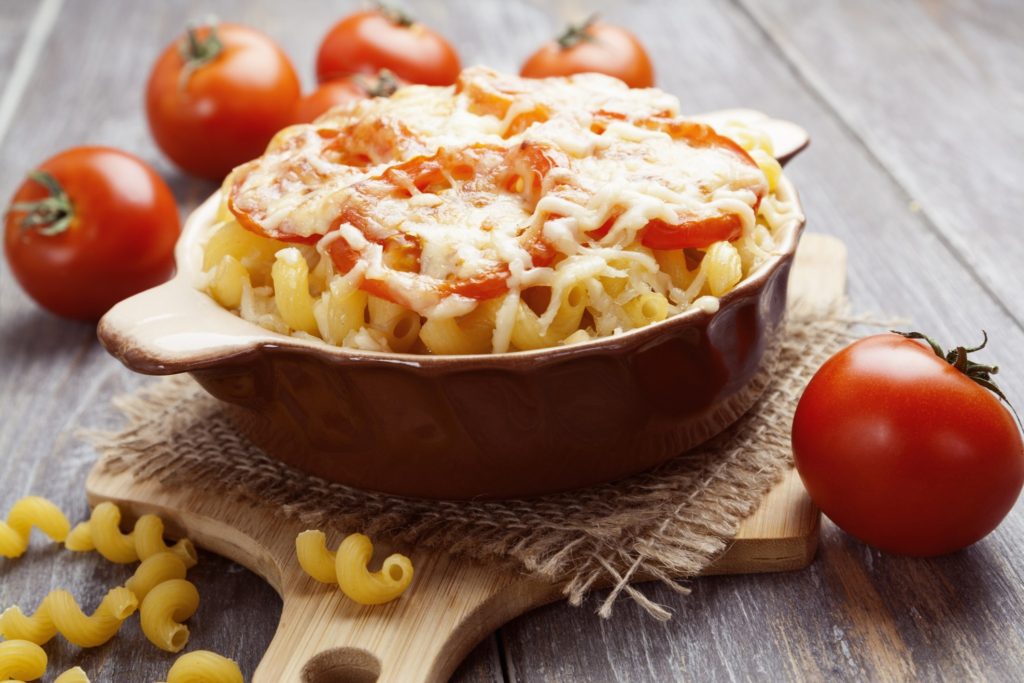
[
  {"xmin": 894, "ymin": 329, "xmax": 1021, "ymax": 428},
  {"xmin": 557, "ymin": 14, "xmax": 598, "ymax": 50},
  {"xmin": 177, "ymin": 19, "xmax": 223, "ymax": 88},
  {"xmin": 9, "ymin": 170, "xmax": 74, "ymax": 236},
  {"xmin": 373, "ymin": 2, "xmax": 414, "ymax": 27}
]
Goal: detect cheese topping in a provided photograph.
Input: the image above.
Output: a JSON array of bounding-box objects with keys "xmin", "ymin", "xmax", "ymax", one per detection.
[
  {"xmin": 207, "ymin": 67, "xmax": 800, "ymax": 354},
  {"xmin": 226, "ymin": 67, "xmax": 768, "ymax": 316}
]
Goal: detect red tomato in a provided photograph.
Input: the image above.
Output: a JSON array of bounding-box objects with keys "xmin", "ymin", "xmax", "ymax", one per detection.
[
  {"xmin": 4, "ymin": 147, "xmax": 180, "ymax": 321},
  {"xmin": 792, "ymin": 332, "xmax": 1024, "ymax": 556},
  {"xmin": 316, "ymin": 8, "xmax": 461, "ymax": 86},
  {"xmin": 593, "ymin": 215, "xmax": 741, "ymax": 250},
  {"xmin": 293, "ymin": 71, "xmax": 404, "ymax": 124},
  {"xmin": 146, "ymin": 22, "xmax": 301, "ymax": 180},
  {"xmin": 520, "ymin": 16, "xmax": 655, "ymax": 88}
]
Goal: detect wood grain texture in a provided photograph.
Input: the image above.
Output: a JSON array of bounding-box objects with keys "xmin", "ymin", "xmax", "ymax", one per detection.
[
  {"xmin": 739, "ymin": 0, "xmax": 1024, "ymax": 324},
  {"xmin": 1, "ymin": 0, "xmax": 1023, "ymax": 681},
  {"xmin": 79, "ymin": 233, "xmax": 839, "ymax": 682}
]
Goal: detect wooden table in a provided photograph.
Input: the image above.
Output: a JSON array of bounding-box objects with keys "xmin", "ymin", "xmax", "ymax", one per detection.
[{"xmin": 2, "ymin": 1, "xmax": 1022, "ymax": 680}]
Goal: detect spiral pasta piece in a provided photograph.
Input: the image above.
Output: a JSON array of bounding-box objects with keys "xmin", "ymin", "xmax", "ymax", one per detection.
[
  {"xmin": 0, "ymin": 639, "xmax": 46, "ymax": 680},
  {"xmin": 295, "ymin": 530, "xmax": 337, "ymax": 584},
  {"xmin": 161, "ymin": 650, "xmax": 243, "ymax": 683},
  {"xmin": 64, "ymin": 502, "xmax": 135, "ymax": 562},
  {"xmin": 295, "ymin": 530, "xmax": 414, "ymax": 605},
  {"xmin": 140, "ymin": 579, "xmax": 200, "ymax": 653},
  {"xmin": 133, "ymin": 514, "xmax": 198, "ymax": 568},
  {"xmin": 0, "ymin": 587, "xmax": 138, "ymax": 647},
  {"xmin": 0, "ymin": 497, "xmax": 71, "ymax": 558},
  {"xmin": 65, "ymin": 503, "xmax": 196, "ymax": 567},
  {"xmin": 125, "ymin": 551, "xmax": 189, "ymax": 602},
  {"xmin": 54, "ymin": 666, "xmax": 91, "ymax": 683}
]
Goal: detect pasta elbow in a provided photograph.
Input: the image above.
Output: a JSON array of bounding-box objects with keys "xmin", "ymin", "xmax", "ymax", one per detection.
[{"xmin": 140, "ymin": 579, "xmax": 200, "ymax": 653}]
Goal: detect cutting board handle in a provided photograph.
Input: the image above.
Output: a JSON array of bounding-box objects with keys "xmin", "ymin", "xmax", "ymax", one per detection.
[{"xmin": 256, "ymin": 556, "xmax": 558, "ymax": 683}]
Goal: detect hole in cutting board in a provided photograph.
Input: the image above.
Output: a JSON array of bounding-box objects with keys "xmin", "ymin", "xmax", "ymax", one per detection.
[{"xmin": 303, "ymin": 647, "xmax": 382, "ymax": 683}]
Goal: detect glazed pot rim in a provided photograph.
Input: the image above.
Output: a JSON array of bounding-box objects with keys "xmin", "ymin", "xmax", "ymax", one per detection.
[{"xmin": 98, "ymin": 109, "xmax": 808, "ymax": 375}]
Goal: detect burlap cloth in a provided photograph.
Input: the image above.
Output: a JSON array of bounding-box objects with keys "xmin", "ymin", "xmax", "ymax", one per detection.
[{"xmin": 88, "ymin": 307, "xmax": 856, "ymax": 620}]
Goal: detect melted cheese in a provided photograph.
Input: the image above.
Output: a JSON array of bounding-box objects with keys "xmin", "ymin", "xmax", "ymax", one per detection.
[{"xmin": 212, "ymin": 67, "xmax": 801, "ymax": 352}]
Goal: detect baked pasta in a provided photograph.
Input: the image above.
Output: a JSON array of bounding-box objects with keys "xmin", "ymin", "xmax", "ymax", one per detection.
[{"xmin": 200, "ymin": 67, "xmax": 800, "ymax": 354}]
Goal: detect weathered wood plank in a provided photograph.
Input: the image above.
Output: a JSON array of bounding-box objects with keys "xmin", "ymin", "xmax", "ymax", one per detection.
[
  {"xmin": 738, "ymin": 0, "xmax": 1024, "ymax": 325},
  {"xmin": 2, "ymin": 1, "xmax": 1024, "ymax": 682},
  {"xmin": 0, "ymin": 0, "xmax": 55, "ymax": 145},
  {"xmin": 498, "ymin": 0, "xmax": 1024, "ymax": 679},
  {"xmin": 0, "ymin": 2, "xmax": 503, "ymax": 680}
]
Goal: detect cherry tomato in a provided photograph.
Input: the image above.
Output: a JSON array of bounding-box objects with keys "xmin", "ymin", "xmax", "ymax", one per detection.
[
  {"xmin": 293, "ymin": 70, "xmax": 404, "ymax": 124},
  {"xmin": 792, "ymin": 332, "xmax": 1024, "ymax": 556},
  {"xmin": 315, "ymin": 7, "xmax": 461, "ymax": 86},
  {"xmin": 520, "ymin": 16, "xmax": 654, "ymax": 88},
  {"xmin": 4, "ymin": 147, "xmax": 180, "ymax": 321},
  {"xmin": 146, "ymin": 22, "xmax": 301, "ymax": 180}
]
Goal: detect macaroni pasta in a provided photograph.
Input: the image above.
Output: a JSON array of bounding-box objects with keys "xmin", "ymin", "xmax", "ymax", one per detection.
[
  {"xmin": 65, "ymin": 503, "xmax": 197, "ymax": 568},
  {"xmin": 125, "ymin": 551, "xmax": 189, "ymax": 602},
  {"xmin": 200, "ymin": 67, "xmax": 802, "ymax": 354},
  {"xmin": 296, "ymin": 530, "xmax": 414, "ymax": 605},
  {"xmin": 0, "ymin": 639, "xmax": 46, "ymax": 681},
  {"xmin": 53, "ymin": 667, "xmax": 91, "ymax": 683},
  {"xmin": 139, "ymin": 578, "xmax": 200, "ymax": 653},
  {"xmin": 0, "ymin": 496, "xmax": 70, "ymax": 558},
  {"xmin": 0, "ymin": 587, "xmax": 138, "ymax": 647},
  {"xmin": 161, "ymin": 650, "xmax": 243, "ymax": 683}
]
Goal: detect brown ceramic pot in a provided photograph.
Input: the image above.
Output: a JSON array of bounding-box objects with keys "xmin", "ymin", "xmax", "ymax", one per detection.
[{"xmin": 99, "ymin": 109, "xmax": 808, "ymax": 499}]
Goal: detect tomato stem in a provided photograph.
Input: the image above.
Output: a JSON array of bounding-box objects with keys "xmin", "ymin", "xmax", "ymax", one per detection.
[
  {"xmin": 9, "ymin": 170, "xmax": 74, "ymax": 236},
  {"xmin": 177, "ymin": 19, "xmax": 223, "ymax": 87},
  {"xmin": 895, "ymin": 330, "xmax": 1022, "ymax": 427},
  {"xmin": 557, "ymin": 14, "xmax": 598, "ymax": 49},
  {"xmin": 358, "ymin": 69, "xmax": 401, "ymax": 98},
  {"xmin": 373, "ymin": 2, "xmax": 414, "ymax": 27}
]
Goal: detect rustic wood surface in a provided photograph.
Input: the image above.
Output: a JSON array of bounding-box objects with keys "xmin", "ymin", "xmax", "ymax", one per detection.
[{"xmin": 1, "ymin": 1, "xmax": 1022, "ymax": 681}]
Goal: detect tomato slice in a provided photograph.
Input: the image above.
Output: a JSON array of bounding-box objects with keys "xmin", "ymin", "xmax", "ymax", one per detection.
[
  {"xmin": 227, "ymin": 189, "xmax": 320, "ymax": 245},
  {"xmin": 587, "ymin": 210, "xmax": 741, "ymax": 250},
  {"xmin": 440, "ymin": 265, "xmax": 511, "ymax": 299},
  {"xmin": 587, "ymin": 116, "xmax": 766, "ymax": 250},
  {"xmin": 586, "ymin": 212, "xmax": 619, "ymax": 240},
  {"xmin": 640, "ymin": 214, "xmax": 743, "ymax": 250}
]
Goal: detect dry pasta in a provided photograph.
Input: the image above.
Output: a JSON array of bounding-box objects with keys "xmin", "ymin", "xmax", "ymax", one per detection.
[
  {"xmin": 296, "ymin": 530, "xmax": 413, "ymax": 605},
  {"xmin": 125, "ymin": 551, "xmax": 189, "ymax": 602},
  {"xmin": 201, "ymin": 68, "xmax": 802, "ymax": 354},
  {"xmin": 139, "ymin": 579, "xmax": 200, "ymax": 653},
  {"xmin": 65, "ymin": 503, "xmax": 197, "ymax": 568},
  {"xmin": 53, "ymin": 667, "xmax": 91, "ymax": 683},
  {"xmin": 0, "ymin": 639, "xmax": 46, "ymax": 681},
  {"xmin": 160, "ymin": 650, "xmax": 243, "ymax": 683},
  {"xmin": 0, "ymin": 496, "xmax": 70, "ymax": 558},
  {"xmin": 133, "ymin": 515, "xmax": 198, "ymax": 568},
  {"xmin": 0, "ymin": 587, "xmax": 138, "ymax": 647}
]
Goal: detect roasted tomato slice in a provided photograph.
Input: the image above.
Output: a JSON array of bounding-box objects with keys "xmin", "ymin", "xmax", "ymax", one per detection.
[{"xmin": 640, "ymin": 215, "xmax": 743, "ymax": 250}]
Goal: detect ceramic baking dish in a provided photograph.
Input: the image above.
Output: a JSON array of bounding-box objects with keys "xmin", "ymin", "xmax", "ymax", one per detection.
[{"xmin": 99, "ymin": 109, "xmax": 808, "ymax": 499}]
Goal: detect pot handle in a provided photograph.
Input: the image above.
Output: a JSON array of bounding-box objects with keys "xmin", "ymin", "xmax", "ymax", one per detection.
[
  {"xmin": 697, "ymin": 109, "xmax": 810, "ymax": 166},
  {"xmin": 97, "ymin": 278, "xmax": 264, "ymax": 375}
]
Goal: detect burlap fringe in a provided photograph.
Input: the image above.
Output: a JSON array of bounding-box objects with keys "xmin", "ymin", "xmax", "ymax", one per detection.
[{"xmin": 85, "ymin": 307, "xmax": 857, "ymax": 620}]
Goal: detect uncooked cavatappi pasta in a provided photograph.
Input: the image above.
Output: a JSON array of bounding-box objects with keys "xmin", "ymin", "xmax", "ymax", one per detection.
[
  {"xmin": 0, "ymin": 497, "xmax": 241, "ymax": 679},
  {"xmin": 199, "ymin": 67, "xmax": 801, "ymax": 354}
]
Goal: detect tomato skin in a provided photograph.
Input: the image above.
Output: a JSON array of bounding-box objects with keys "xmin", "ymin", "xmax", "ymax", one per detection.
[
  {"xmin": 640, "ymin": 215, "xmax": 742, "ymax": 250},
  {"xmin": 792, "ymin": 333, "xmax": 1024, "ymax": 556},
  {"xmin": 4, "ymin": 147, "xmax": 180, "ymax": 321},
  {"xmin": 293, "ymin": 79, "xmax": 367, "ymax": 124},
  {"xmin": 146, "ymin": 23, "xmax": 301, "ymax": 180},
  {"xmin": 316, "ymin": 10, "xmax": 461, "ymax": 86},
  {"xmin": 520, "ymin": 21, "xmax": 654, "ymax": 88},
  {"xmin": 293, "ymin": 72, "xmax": 405, "ymax": 124}
]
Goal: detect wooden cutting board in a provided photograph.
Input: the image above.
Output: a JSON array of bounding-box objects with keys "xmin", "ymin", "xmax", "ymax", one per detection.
[{"xmin": 85, "ymin": 233, "xmax": 845, "ymax": 683}]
